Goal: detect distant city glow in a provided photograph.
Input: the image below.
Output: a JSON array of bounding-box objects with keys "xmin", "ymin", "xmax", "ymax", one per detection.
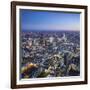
[{"xmin": 20, "ymin": 9, "xmax": 80, "ymax": 31}]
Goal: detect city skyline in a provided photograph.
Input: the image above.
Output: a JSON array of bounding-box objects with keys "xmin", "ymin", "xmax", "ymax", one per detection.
[{"xmin": 20, "ymin": 9, "xmax": 80, "ymax": 31}]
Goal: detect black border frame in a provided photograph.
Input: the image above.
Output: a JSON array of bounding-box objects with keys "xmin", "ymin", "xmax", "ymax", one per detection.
[{"xmin": 11, "ymin": 1, "xmax": 88, "ymax": 89}]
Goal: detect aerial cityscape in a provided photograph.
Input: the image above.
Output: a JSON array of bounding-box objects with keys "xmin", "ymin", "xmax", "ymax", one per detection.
[{"xmin": 20, "ymin": 9, "xmax": 80, "ymax": 79}]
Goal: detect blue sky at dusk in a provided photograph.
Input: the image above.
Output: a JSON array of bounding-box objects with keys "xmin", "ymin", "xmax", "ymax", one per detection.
[{"xmin": 20, "ymin": 9, "xmax": 80, "ymax": 31}]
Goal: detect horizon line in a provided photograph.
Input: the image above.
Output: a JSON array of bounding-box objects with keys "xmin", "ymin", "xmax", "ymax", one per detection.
[{"xmin": 22, "ymin": 29, "xmax": 80, "ymax": 32}]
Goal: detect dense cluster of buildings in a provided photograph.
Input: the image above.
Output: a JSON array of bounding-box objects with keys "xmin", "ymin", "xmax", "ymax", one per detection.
[{"xmin": 21, "ymin": 31, "xmax": 80, "ymax": 78}]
